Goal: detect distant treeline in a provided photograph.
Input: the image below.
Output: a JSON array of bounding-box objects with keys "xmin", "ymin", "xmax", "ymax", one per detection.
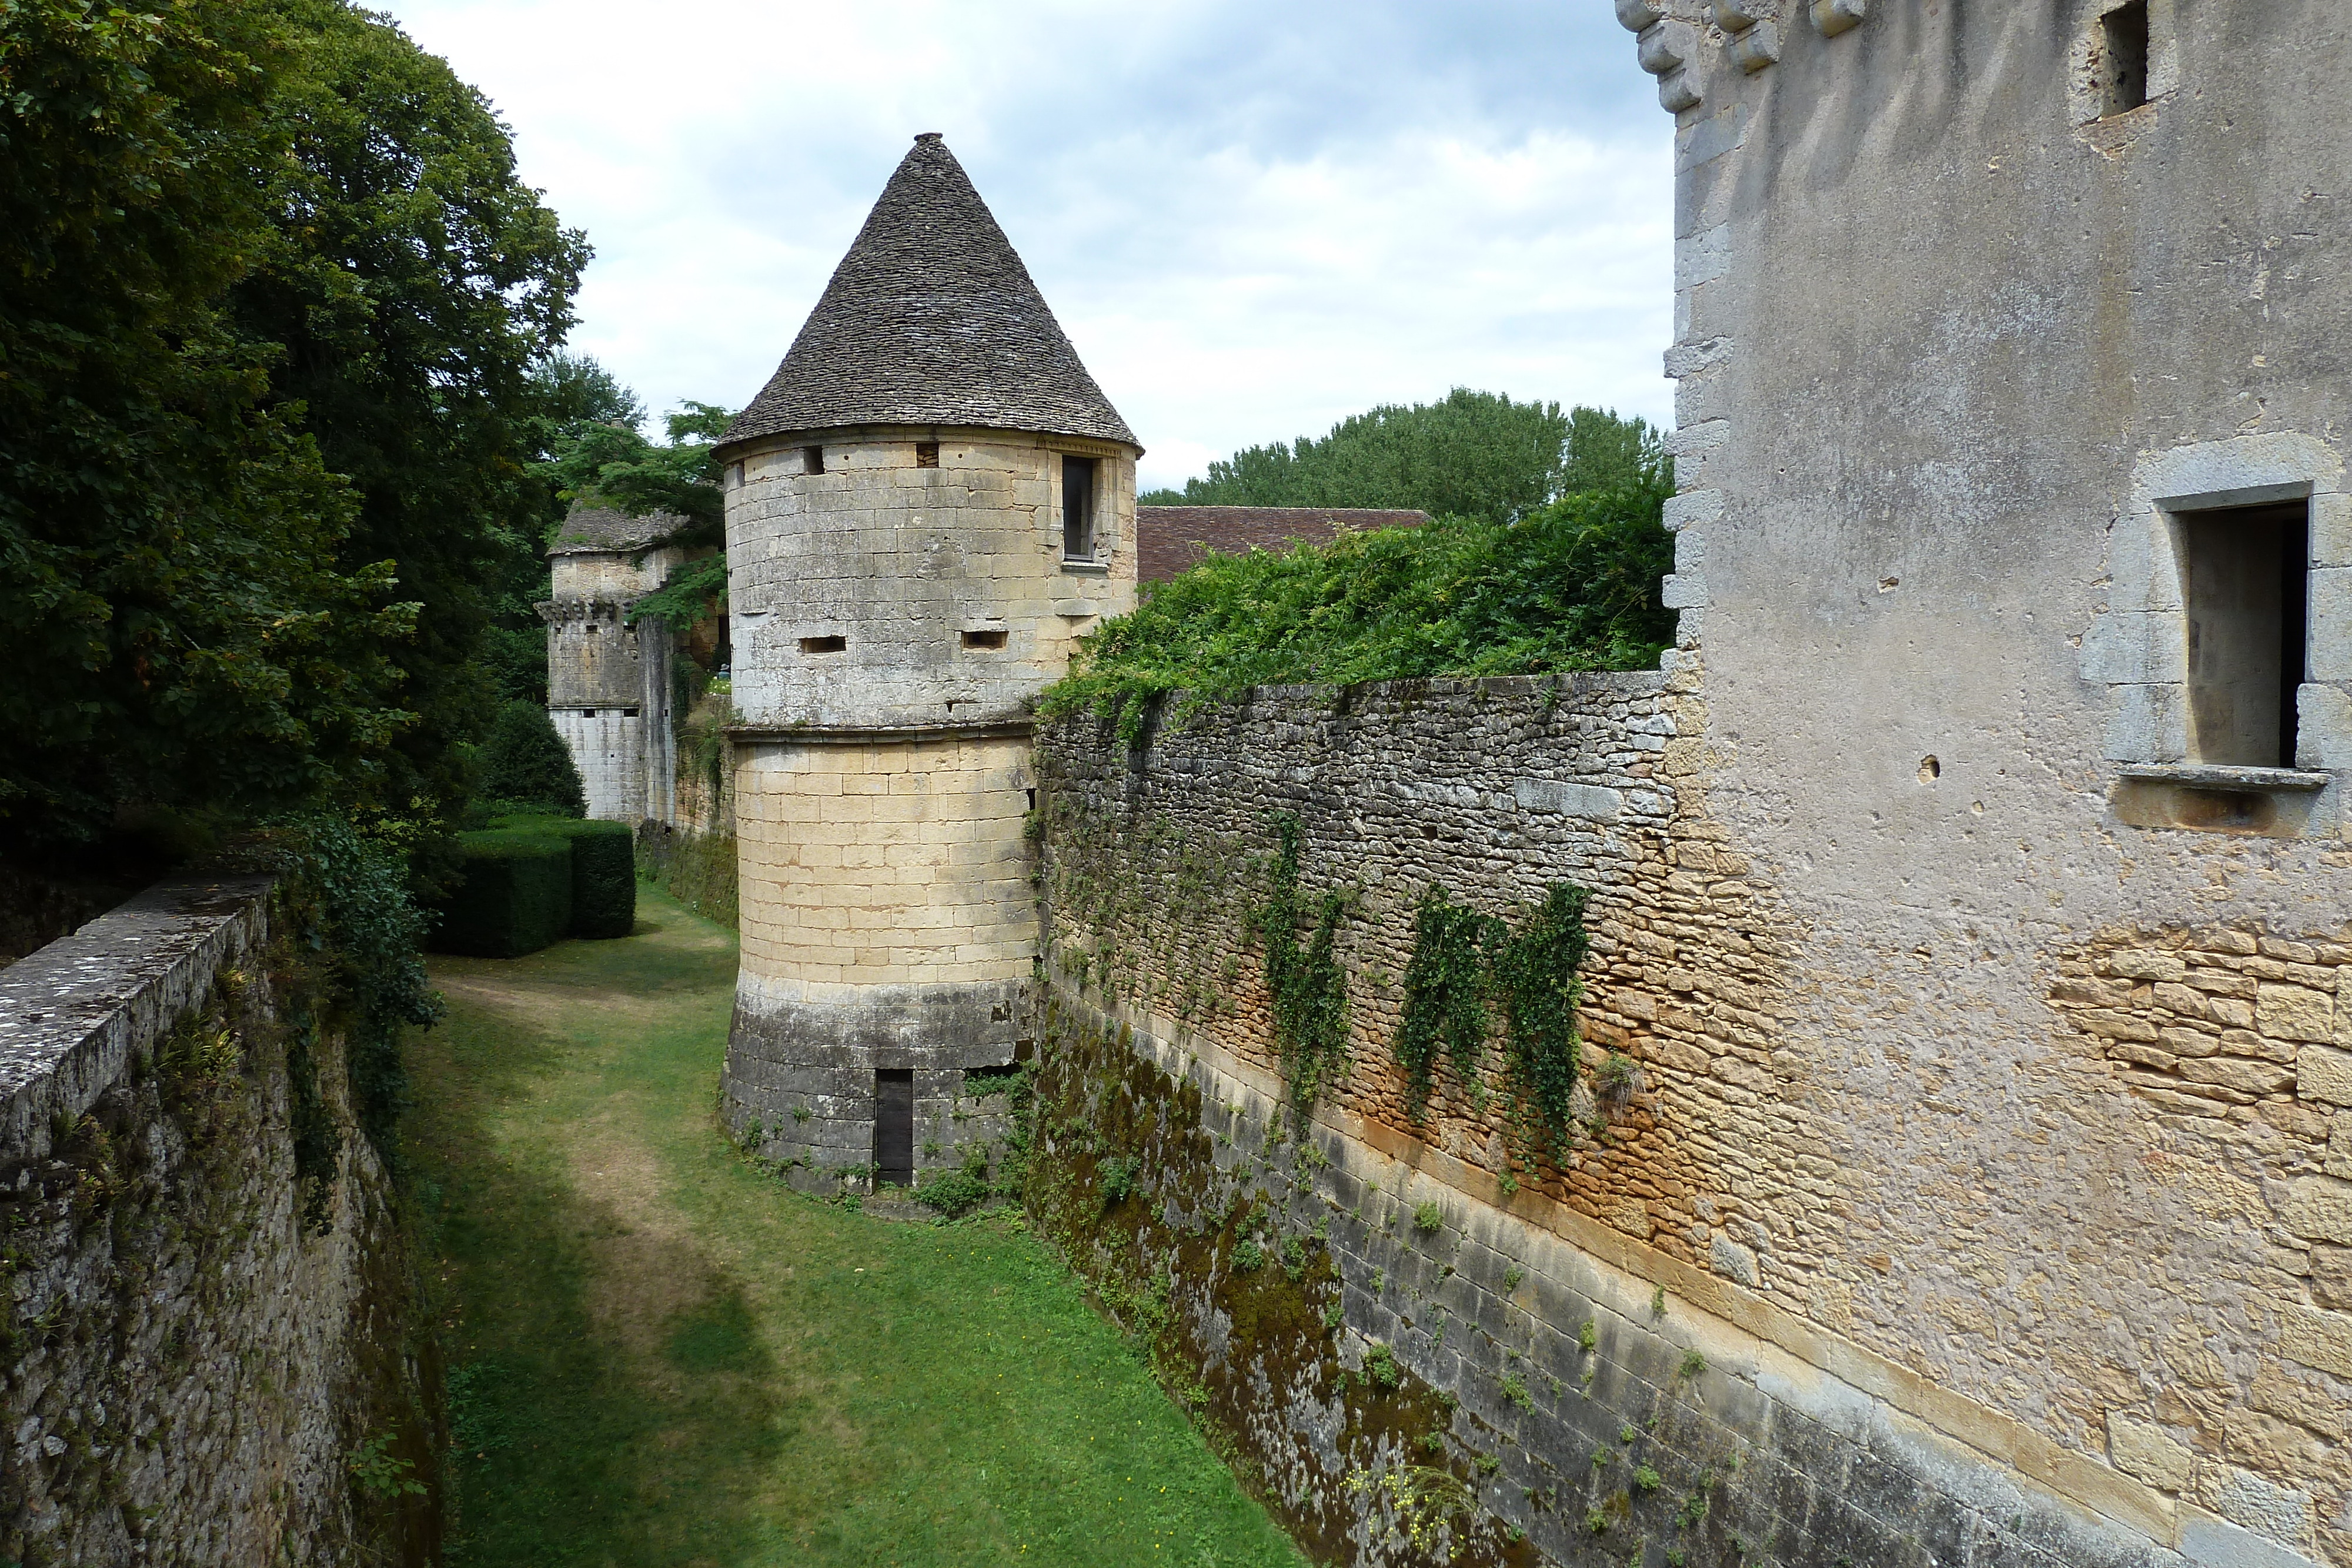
[
  {"xmin": 1052, "ymin": 401, "xmax": 1676, "ymax": 737},
  {"xmin": 1140, "ymin": 389, "xmax": 1660, "ymax": 525}
]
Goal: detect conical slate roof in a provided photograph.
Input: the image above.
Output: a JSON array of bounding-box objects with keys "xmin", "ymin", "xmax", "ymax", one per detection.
[{"xmin": 721, "ymin": 135, "xmax": 1138, "ymax": 452}]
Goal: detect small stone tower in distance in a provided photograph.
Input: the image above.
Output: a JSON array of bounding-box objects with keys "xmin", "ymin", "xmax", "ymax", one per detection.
[
  {"xmin": 713, "ymin": 133, "xmax": 1140, "ymax": 1192},
  {"xmin": 540, "ymin": 504, "xmax": 693, "ymax": 824}
]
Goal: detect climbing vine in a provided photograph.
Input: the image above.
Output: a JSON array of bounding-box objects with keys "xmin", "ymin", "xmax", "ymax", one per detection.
[
  {"xmin": 1394, "ymin": 888, "xmax": 1499, "ymax": 1122},
  {"xmin": 1494, "ymin": 882, "xmax": 1591, "ymax": 1152},
  {"xmin": 1258, "ymin": 814, "xmax": 1351, "ymax": 1118},
  {"xmin": 1393, "ymin": 880, "xmax": 1593, "ymax": 1148}
]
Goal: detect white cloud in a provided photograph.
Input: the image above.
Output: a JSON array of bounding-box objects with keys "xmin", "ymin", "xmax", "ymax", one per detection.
[{"xmin": 375, "ymin": 0, "xmax": 1673, "ymax": 491}]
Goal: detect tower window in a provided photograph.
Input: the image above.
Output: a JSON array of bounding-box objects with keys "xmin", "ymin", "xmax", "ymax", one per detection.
[
  {"xmin": 2098, "ymin": 1, "xmax": 2149, "ymax": 116},
  {"xmin": 1063, "ymin": 456, "xmax": 1098, "ymax": 561},
  {"xmin": 800, "ymin": 634, "xmax": 847, "ymax": 654},
  {"xmin": 2180, "ymin": 499, "xmax": 2308, "ymax": 768},
  {"xmin": 961, "ymin": 628, "xmax": 1007, "ymax": 650},
  {"xmin": 915, "ymin": 442, "xmax": 940, "ymax": 468},
  {"xmin": 803, "ymin": 444, "xmax": 826, "ymax": 475}
]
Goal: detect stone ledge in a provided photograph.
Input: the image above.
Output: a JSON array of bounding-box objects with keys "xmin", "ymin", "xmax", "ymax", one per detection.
[
  {"xmin": 2114, "ymin": 763, "xmax": 2332, "ymax": 793},
  {"xmin": 0, "ymin": 868, "xmax": 275, "ymax": 1158}
]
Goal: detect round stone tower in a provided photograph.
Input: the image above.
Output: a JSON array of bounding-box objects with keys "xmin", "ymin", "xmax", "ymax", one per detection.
[{"xmin": 713, "ymin": 133, "xmax": 1139, "ymax": 1193}]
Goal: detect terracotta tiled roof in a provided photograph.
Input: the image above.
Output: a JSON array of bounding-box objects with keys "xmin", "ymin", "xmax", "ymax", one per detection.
[
  {"xmin": 721, "ymin": 135, "xmax": 1137, "ymax": 452},
  {"xmin": 1134, "ymin": 506, "xmax": 1429, "ymax": 583},
  {"xmin": 547, "ymin": 506, "xmax": 694, "ymax": 556}
]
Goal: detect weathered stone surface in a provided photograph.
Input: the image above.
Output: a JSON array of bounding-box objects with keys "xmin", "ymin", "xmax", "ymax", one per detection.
[
  {"xmin": 2110, "ymin": 1412, "xmax": 2198, "ymax": 1493},
  {"xmin": 0, "ymin": 874, "xmax": 435, "ymax": 1564},
  {"xmin": 2281, "ymin": 1179, "xmax": 2352, "ymax": 1246}
]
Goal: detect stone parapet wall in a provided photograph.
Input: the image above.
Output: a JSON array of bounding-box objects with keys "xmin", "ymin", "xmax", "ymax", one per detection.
[
  {"xmin": 1034, "ymin": 674, "xmax": 2302, "ymax": 1568},
  {"xmin": 0, "ymin": 871, "xmax": 435, "ymax": 1566}
]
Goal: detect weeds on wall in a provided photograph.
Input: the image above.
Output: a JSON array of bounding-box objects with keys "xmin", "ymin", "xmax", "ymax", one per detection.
[
  {"xmin": 1395, "ymin": 878, "xmax": 1594, "ymax": 1154},
  {"xmin": 1395, "ymin": 888, "xmax": 1500, "ymax": 1121},
  {"xmin": 1256, "ymin": 814, "xmax": 1351, "ymax": 1119}
]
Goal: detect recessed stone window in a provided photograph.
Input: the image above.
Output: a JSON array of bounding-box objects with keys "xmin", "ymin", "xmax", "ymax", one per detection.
[
  {"xmin": 1062, "ymin": 455, "xmax": 1098, "ymax": 561},
  {"xmin": 2179, "ymin": 499, "xmax": 2307, "ymax": 768},
  {"xmin": 800, "ymin": 634, "xmax": 847, "ymax": 654},
  {"xmin": 802, "ymin": 444, "xmax": 826, "ymax": 476},
  {"xmin": 915, "ymin": 441, "xmax": 940, "ymax": 469},
  {"xmin": 2098, "ymin": 1, "xmax": 2149, "ymax": 117},
  {"xmin": 2084, "ymin": 433, "xmax": 2347, "ymax": 835},
  {"xmin": 961, "ymin": 628, "xmax": 1007, "ymax": 650}
]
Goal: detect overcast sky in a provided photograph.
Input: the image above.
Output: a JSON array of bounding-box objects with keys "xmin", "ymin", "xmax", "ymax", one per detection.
[{"xmin": 375, "ymin": 0, "xmax": 1671, "ymax": 493}]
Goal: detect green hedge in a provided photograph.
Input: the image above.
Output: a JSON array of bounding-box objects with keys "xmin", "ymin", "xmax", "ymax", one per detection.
[
  {"xmin": 491, "ymin": 815, "xmax": 636, "ymax": 940},
  {"xmin": 429, "ymin": 828, "xmax": 573, "ymax": 958}
]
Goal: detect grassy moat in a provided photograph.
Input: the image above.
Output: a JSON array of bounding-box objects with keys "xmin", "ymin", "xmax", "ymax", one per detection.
[{"xmin": 409, "ymin": 888, "xmax": 1302, "ymax": 1566}]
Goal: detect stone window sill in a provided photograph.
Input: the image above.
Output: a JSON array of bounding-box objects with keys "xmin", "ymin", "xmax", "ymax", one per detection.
[
  {"xmin": 1059, "ymin": 560, "xmax": 1109, "ymax": 576},
  {"xmin": 2114, "ymin": 763, "xmax": 2331, "ymax": 792}
]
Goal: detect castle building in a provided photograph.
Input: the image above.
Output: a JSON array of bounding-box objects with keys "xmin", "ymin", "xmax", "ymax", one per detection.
[
  {"xmin": 540, "ymin": 505, "xmax": 692, "ymax": 824},
  {"xmin": 711, "ymin": 133, "xmax": 1140, "ymax": 1189}
]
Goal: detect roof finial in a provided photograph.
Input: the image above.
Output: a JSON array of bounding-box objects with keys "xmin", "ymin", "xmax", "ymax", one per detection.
[{"xmin": 914, "ymin": 131, "xmax": 944, "ymax": 144}]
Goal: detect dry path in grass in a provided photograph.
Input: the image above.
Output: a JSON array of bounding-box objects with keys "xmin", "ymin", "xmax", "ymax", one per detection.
[{"xmin": 409, "ymin": 886, "xmax": 1304, "ymax": 1567}]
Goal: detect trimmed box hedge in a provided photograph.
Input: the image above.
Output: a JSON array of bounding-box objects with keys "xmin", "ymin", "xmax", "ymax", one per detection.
[
  {"xmin": 430, "ymin": 828, "xmax": 574, "ymax": 958},
  {"xmin": 489, "ymin": 815, "xmax": 637, "ymax": 941}
]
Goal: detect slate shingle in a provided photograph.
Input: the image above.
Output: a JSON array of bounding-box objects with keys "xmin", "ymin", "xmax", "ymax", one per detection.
[{"xmin": 721, "ymin": 134, "xmax": 1138, "ymax": 452}]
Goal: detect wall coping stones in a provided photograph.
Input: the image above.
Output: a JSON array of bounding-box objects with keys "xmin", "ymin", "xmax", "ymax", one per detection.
[{"xmin": 0, "ymin": 869, "xmax": 274, "ymax": 1160}]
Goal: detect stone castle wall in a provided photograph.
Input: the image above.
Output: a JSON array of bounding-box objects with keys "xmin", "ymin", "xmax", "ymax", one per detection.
[
  {"xmin": 0, "ymin": 872, "xmax": 436, "ymax": 1566},
  {"xmin": 1033, "ymin": 675, "xmax": 2293, "ymax": 1568},
  {"xmin": 721, "ymin": 428, "xmax": 1135, "ymax": 730}
]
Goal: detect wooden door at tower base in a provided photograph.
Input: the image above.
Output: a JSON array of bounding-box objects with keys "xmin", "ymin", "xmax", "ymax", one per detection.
[{"xmin": 874, "ymin": 1069, "xmax": 914, "ymax": 1188}]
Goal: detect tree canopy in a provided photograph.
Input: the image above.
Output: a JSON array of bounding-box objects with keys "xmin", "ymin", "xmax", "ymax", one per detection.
[
  {"xmin": 0, "ymin": 0, "xmax": 587, "ymax": 854},
  {"xmin": 1046, "ymin": 458, "xmax": 1678, "ymax": 738},
  {"xmin": 1140, "ymin": 390, "xmax": 1665, "ymax": 526}
]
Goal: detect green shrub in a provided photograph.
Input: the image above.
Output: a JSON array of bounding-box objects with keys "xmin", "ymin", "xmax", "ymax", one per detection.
[
  {"xmin": 479, "ymin": 700, "xmax": 586, "ymax": 817},
  {"xmin": 429, "ymin": 828, "xmax": 573, "ymax": 957},
  {"xmin": 916, "ymin": 1168, "xmax": 988, "ymax": 1218},
  {"xmin": 496, "ymin": 814, "xmax": 634, "ymax": 938}
]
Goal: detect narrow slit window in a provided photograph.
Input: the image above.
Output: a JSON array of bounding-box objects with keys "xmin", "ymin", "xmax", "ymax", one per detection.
[
  {"xmin": 800, "ymin": 634, "xmax": 847, "ymax": 654},
  {"xmin": 961, "ymin": 628, "xmax": 1007, "ymax": 650},
  {"xmin": 2179, "ymin": 499, "xmax": 2308, "ymax": 768},
  {"xmin": 915, "ymin": 441, "xmax": 940, "ymax": 468},
  {"xmin": 622, "ymin": 707, "xmax": 639, "ymax": 718},
  {"xmin": 803, "ymin": 444, "xmax": 826, "ymax": 475},
  {"xmin": 582, "ymin": 708, "xmax": 597, "ymax": 719},
  {"xmin": 2099, "ymin": 1, "xmax": 2149, "ymax": 117},
  {"xmin": 1063, "ymin": 456, "xmax": 1098, "ymax": 560}
]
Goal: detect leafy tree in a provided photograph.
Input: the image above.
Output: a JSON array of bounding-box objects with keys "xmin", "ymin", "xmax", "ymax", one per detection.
[
  {"xmin": 0, "ymin": 0, "xmax": 420, "ymax": 852},
  {"xmin": 1141, "ymin": 391, "xmax": 1663, "ymax": 524},
  {"xmin": 477, "ymin": 702, "xmax": 586, "ymax": 818},
  {"xmin": 543, "ymin": 401, "xmax": 733, "ymax": 546},
  {"xmin": 542, "ymin": 402, "xmax": 734, "ymax": 641},
  {"xmin": 1044, "ymin": 467, "xmax": 1677, "ymax": 735},
  {"xmin": 229, "ymin": 0, "xmax": 589, "ymax": 824}
]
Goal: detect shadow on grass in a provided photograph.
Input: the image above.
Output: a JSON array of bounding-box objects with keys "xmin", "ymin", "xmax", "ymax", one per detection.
[{"xmin": 411, "ymin": 917, "xmax": 779, "ymax": 1567}]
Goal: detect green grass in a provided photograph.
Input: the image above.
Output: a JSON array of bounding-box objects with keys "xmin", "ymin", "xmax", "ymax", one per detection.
[{"xmin": 410, "ymin": 887, "xmax": 1302, "ymax": 1567}]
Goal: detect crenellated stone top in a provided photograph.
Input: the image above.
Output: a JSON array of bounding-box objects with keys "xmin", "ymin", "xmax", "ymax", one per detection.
[{"xmin": 1616, "ymin": 0, "xmax": 1866, "ymax": 115}]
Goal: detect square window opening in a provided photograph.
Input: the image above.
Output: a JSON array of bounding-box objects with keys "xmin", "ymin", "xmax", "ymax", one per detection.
[
  {"xmin": 2099, "ymin": 1, "xmax": 2149, "ymax": 117},
  {"xmin": 915, "ymin": 441, "xmax": 940, "ymax": 468},
  {"xmin": 2179, "ymin": 498, "xmax": 2308, "ymax": 769},
  {"xmin": 1062, "ymin": 455, "xmax": 1099, "ymax": 561},
  {"xmin": 874, "ymin": 1069, "xmax": 914, "ymax": 1189},
  {"xmin": 800, "ymin": 634, "xmax": 847, "ymax": 654},
  {"xmin": 961, "ymin": 628, "xmax": 1007, "ymax": 650},
  {"xmin": 802, "ymin": 444, "xmax": 826, "ymax": 476}
]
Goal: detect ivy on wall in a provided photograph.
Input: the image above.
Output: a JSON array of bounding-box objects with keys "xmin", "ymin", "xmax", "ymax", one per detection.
[
  {"xmin": 1257, "ymin": 814, "xmax": 1351, "ymax": 1118},
  {"xmin": 1395, "ymin": 880, "xmax": 1592, "ymax": 1151}
]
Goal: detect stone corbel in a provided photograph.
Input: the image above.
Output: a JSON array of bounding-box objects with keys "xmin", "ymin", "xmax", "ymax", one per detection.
[
  {"xmin": 1730, "ymin": 22, "xmax": 1780, "ymax": 71},
  {"xmin": 1615, "ymin": 0, "xmax": 1663, "ymax": 31},
  {"xmin": 1812, "ymin": 0, "xmax": 1864, "ymax": 36},
  {"xmin": 1637, "ymin": 20, "xmax": 1704, "ymax": 113},
  {"xmin": 1712, "ymin": 0, "xmax": 1760, "ymax": 29}
]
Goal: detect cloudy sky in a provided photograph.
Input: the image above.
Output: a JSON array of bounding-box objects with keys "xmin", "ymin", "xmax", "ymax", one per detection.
[{"xmin": 376, "ymin": 0, "xmax": 1672, "ymax": 493}]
